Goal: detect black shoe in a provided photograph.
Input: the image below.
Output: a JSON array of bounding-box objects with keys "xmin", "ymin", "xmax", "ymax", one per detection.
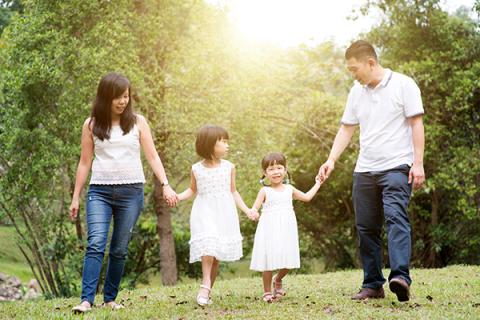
[{"xmin": 389, "ymin": 277, "xmax": 410, "ymax": 302}]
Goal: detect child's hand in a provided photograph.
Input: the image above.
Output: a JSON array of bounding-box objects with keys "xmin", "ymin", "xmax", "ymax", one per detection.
[
  {"xmin": 247, "ymin": 208, "xmax": 259, "ymax": 221},
  {"xmin": 315, "ymin": 174, "xmax": 324, "ymax": 185}
]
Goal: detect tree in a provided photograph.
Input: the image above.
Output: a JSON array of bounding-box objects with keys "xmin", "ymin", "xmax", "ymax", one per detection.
[{"xmin": 0, "ymin": 0, "xmax": 141, "ymax": 296}]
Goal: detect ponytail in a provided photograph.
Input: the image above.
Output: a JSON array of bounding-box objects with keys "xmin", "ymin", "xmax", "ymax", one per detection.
[{"xmin": 259, "ymin": 172, "xmax": 292, "ymax": 186}]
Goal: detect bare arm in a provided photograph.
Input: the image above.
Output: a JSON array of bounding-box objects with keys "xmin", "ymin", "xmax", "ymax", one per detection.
[
  {"xmin": 408, "ymin": 115, "xmax": 425, "ymax": 190},
  {"xmin": 293, "ymin": 179, "xmax": 322, "ymax": 202},
  {"xmin": 178, "ymin": 170, "xmax": 197, "ymax": 201},
  {"xmin": 69, "ymin": 119, "xmax": 94, "ymax": 220},
  {"xmin": 230, "ymin": 166, "xmax": 252, "ymax": 216},
  {"xmin": 251, "ymin": 188, "xmax": 266, "ymax": 211},
  {"xmin": 318, "ymin": 124, "xmax": 356, "ymax": 180},
  {"xmin": 137, "ymin": 115, "xmax": 177, "ymax": 206}
]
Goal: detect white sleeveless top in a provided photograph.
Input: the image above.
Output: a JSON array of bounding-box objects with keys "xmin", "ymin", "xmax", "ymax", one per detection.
[
  {"xmin": 90, "ymin": 124, "xmax": 146, "ymax": 185},
  {"xmin": 262, "ymin": 184, "xmax": 294, "ymax": 213}
]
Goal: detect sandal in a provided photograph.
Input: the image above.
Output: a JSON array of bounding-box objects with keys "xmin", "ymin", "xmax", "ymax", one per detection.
[
  {"xmin": 101, "ymin": 301, "xmax": 125, "ymax": 310},
  {"xmin": 72, "ymin": 301, "xmax": 92, "ymax": 314},
  {"xmin": 273, "ymin": 276, "xmax": 286, "ymax": 297},
  {"xmin": 196, "ymin": 284, "xmax": 212, "ymax": 307},
  {"xmin": 262, "ymin": 292, "xmax": 276, "ymax": 303}
]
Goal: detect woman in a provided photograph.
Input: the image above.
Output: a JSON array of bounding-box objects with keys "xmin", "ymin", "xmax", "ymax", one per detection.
[{"xmin": 69, "ymin": 72, "xmax": 177, "ymax": 313}]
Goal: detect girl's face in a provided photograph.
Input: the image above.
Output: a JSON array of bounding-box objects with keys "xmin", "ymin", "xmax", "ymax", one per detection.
[
  {"xmin": 213, "ymin": 138, "xmax": 229, "ymax": 159},
  {"xmin": 111, "ymin": 89, "xmax": 129, "ymax": 117},
  {"xmin": 264, "ymin": 163, "xmax": 287, "ymax": 185}
]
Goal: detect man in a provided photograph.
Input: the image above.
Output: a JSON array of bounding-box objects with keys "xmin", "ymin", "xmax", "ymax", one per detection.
[{"xmin": 318, "ymin": 40, "xmax": 425, "ymax": 302}]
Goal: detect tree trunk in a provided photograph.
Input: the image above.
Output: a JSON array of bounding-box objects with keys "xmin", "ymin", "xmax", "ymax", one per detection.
[
  {"xmin": 153, "ymin": 177, "xmax": 177, "ymax": 285},
  {"xmin": 428, "ymin": 190, "xmax": 439, "ymax": 267}
]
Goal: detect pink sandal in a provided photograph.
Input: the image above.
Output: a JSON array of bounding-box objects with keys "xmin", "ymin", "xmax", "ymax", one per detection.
[
  {"xmin": 262, "ymin": 292, "xmax": 276, "ymax": 303},
  {"xmin": 273, "ymin": 276, "xmax": 286, "ymax": 297}
]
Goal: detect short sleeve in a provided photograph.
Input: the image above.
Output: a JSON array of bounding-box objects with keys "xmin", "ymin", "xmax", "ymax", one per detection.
[
  {"xmin": 341, "ymin": 87, "xmax": 359, "ymax": 125},
  {"xmin": 402, "ymin": 77, "xmax": 424, "ymax": 117},
  {"xmin": 191, "ymin": 163, "xmax": 200, "ymax": 177},
  {"xmin": 223, "ymin": 159, "xmax": 234, "ymax": 170}
]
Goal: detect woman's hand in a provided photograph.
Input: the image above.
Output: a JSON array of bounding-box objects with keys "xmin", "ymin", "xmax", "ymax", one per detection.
[
  {"xmin": 163, "ymin": 185, "xmax": 178, "ymax": 207},
  {"xmin": 69, "ymin": 198, "xmax": 79, "ymax": 220}
]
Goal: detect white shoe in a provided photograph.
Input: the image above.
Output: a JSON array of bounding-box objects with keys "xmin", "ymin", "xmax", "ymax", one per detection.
[
  {"xmin": 196, "ymin": 284, "xmax": 211, "ymax": 307},
  {"xmin": 72, "ymin": 302, "xmax": 92, "ymax": 314}
]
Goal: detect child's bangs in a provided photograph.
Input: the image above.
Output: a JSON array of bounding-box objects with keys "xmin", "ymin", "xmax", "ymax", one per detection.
[
  {"xmin": 215, "ymin": 126, "xmax": 229, "ymax": 140},
  {"xmin": 261, "ymin": 152, "xmax": 286, "ymax": 170}
]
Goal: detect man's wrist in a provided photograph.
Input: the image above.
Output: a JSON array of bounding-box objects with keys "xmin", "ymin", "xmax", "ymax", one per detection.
[
  {"xmin": 161, "ymin": 180, "xmax": 169, "ymax": 187},
  {"xmin": 327, "ymin": 157, "xmax": 336, "ymax": 164}
]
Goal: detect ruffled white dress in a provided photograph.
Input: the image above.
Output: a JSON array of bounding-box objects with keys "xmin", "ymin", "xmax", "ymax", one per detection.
[
  {"xmin": 250, "ymin": 184, "xmax": 300, "ymax": 271},
  {"xmin": 189, "ymin": 159, "xmax": 243, "ymax": 263}
]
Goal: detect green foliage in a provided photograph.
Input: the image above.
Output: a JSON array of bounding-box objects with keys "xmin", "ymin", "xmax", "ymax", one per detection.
[{"xmin": 0, "ymin": 0, "xmax": 22, "ymax": 34}]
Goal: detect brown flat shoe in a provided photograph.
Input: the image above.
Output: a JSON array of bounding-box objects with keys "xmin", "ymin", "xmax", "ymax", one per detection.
[
  {"xmin": 351, "ymin": 287, "xmax": 385, "ymax": 300},
  {"xmin": 389, "ymin": 277, "xmax": 410, "ymax": 302}
]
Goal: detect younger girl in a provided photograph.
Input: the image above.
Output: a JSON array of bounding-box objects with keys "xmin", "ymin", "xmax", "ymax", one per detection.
[
  {"xmin": 177, "ymin": 124, "xmax": 257, "ymax": 306},
  {"xmin": 250, "ymin": 152, "xmax": 322, "ymax": 302}
]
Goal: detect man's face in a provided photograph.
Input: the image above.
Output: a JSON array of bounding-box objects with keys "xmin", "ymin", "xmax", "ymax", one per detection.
[{"xmin": 346, "ymin": 57, "xmax": 374, "ymax": 86}]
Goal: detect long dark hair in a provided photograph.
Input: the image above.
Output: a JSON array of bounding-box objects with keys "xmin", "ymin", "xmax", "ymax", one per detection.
[{"xmin": 89, "ymin": 72, "xmax": 136, "ymax": 140}]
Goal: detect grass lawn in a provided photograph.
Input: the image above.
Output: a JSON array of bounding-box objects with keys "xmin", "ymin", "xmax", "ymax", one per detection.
[
  {"xmin": 0, "ymin": 226, "xmax": 34, "ymax": 283},
  {"xmin": 1, "ymin": 265, "xmax": 479, "ymax": 319}
]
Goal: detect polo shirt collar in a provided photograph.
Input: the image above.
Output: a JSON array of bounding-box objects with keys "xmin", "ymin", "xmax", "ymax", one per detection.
[{"xmin": 363, "ymin": 68, "xmax": 393, "ymax": 90}]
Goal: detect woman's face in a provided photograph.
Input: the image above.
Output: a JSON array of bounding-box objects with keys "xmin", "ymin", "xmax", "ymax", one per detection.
[{"xmin": 111, "ymin": 88, "xmax": 129, "ymax": 117}]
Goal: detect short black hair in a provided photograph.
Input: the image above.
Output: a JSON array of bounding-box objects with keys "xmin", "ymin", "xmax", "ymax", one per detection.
[
  {"xmin": 195, "ymin": 125, "xmax": 229, "ymax": 160},
  {"xmin": 261, "ymin": 152, "xmax": 287, "ymax": 171},
  {"xmin": 345, "ymin": 40, "xmax": 377, "ymax": 61}
]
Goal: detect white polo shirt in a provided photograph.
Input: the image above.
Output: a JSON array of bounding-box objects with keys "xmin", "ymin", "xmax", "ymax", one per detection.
[{"xmin": 341, "ymin": 69, "xmax": 424, "ymax": 172}]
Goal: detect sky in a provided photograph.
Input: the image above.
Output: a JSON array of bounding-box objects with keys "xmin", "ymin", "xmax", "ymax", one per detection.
[{"xmin": 208, "ymin": 0, "xmax": 477, "ymax": 47}]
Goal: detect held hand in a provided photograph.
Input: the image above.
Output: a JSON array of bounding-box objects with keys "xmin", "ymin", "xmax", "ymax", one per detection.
[
  {"xmin": 163, "ymin": 185, "xmax": 178, "ymax": 207},
  {"xmin": 247, "ymin": 208, "xmax": 259, "ymax": 221},
  {"xmin": 408, "ymin": 163, "xmax": 425, "ymax": 190},
  {"xmin": 318, "ymin": 159, "xmax": 335, "ymax": 181},
  {"xmin": 315, "ymin": 174, "xmax": 324, "ymax": 185},
  {"xmin": 69, "ymin": 199, "xmax": 79, "ymax": 221}
]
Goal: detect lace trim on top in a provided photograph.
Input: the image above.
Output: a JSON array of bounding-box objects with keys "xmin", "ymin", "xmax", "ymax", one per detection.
[
  {"xmin": 192, "ymin": 160, "xmax": 232, "ymax": 197},
  {"xmin": 90, "ymin": 125, "xmax": 145, "ymax": 185}
]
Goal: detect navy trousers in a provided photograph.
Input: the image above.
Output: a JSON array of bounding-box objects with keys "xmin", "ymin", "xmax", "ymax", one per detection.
[{"xmin": 352, "ymin": 164, "xmax": 412, "ymax": 289}]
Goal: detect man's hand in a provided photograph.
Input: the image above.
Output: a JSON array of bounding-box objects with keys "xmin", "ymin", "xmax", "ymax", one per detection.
[
  {"xmin": 408, "ymin": 163, "xmax": 425, "ymax": 190},
  {"xmin": 318, "ymin": 158, "xmax": 335, "ymax": 182}
]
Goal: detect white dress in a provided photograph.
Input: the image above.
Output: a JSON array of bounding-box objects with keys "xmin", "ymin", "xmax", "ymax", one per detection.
[
  {"xmin": 250, "ymin": 184, "xmax": 300, "ymax": 271},
  {"xmin": 189, "ymin": 159, "xmax": 243, "ymax": 263}
]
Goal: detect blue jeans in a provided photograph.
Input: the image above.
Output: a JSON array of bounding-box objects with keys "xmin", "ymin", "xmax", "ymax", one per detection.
[
  {"xmin": 352, "ymin": 164, "xmax": 412, "ymax": 289},
  {"xmin": 80, "ymin": 183, "xmax": 144, "ymax": 304}
]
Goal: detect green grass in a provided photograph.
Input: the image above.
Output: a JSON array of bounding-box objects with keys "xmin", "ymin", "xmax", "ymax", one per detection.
[
  {"xmin": 0, "ymin": 226, "xmax": 34, "ymax": 282},
  {"xmin": 2, "ymin": 265, "xmax": 479, "ymax": 319}
]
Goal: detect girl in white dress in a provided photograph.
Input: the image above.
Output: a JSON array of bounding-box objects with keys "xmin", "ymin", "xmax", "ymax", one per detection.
[
  {"xmin": 250, "ymin": 152, "xmax": 322, "ymax": 302},
  {"xmin": 178, "ymin": 125, "xmax": 257, "ymax": 306}
]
